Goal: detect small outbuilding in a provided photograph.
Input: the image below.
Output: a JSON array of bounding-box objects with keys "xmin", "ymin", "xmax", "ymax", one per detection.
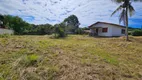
[
  {"xmin": 0, "ymin": 20, "xmax": 14, "ymax": 34},
  {"xmin": 0, "ymin": 26, "xmax": 14, "ymax": 34},
  {"xmin": 89, "ymin": 22, "xmax": 126, "ymax": 37}
]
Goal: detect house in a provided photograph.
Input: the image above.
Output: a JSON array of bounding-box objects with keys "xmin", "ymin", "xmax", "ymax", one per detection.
[
  {"xmin": 89, "ymin": 22, "xmax": 126, "ymax": 37},
  {"xmin": 0, "ymin": 28, "xmax": 14, "ymax": 34}
]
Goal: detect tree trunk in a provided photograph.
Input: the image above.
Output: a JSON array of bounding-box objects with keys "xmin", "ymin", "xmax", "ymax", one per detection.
[
  {"xmin": 55, "ymin": 27, "xmax": 57, "ymax": 38},
  {"xmin": 126, "ymin": 7, "xmax": 129, "ymax": 41}
]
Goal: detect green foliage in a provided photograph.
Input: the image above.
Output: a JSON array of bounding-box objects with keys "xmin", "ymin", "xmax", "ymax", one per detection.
[
  {"xmin": 28, "ymin": 54, "xmax": 39, "ymax": 62},
  {"xmin": 0, "ymin": 14, "xmax": 4, "ymax": 25},
  {"xmin": 63, "ymin": 15, "xmax": 80, "ymax": 33},
  {"xmin": 0, "ymin": 14, "xmax": 4, "ymax": 27},
  {"xmin": 1, "ymin": 14, "xmax": 81, "ymax": 35},
  {"xmin": 57, "ymin": 27, "xmax": 66, "ymax": 37},
  {"xmin": 75, "ymin": 28, "xmax": 84, "ymax": 34},
  {"xmin": 2, "ymin": 15, "xmax": 32, "ymax": 35},
  {"xmin": 128, "ymin": 31, "xmax": 132, "ymax": 35},
  {"xmin": 19, "ymin": 54, "xmax": 39, "ymax": 67},
  {"xmin": 128, "ymin": 27, "xmax": 142, "ymax": 35},
  {"xmin": 54, "ymin": 26, "xmax": 67, "ymax": 38},
  {"xmin": 25, "ymin": 24, "xmax": 54, "ymax": 35},
  {"xmin": 53, "ymin": 23, "xmax": 68, "ymax": 38},
  {"xmin": 1, "ymin": 14, "xmax": 81, "ymax": 36},
  {"xmin": 132, "ymin": 30, "xmax": 142, "ymax": 36},
  {"xmin": 111, "ymin": 0, "xmax": 136, "ymax": 41},
  {"xmin": 82, "ymin": 27, "xmax": 89, "ymax": 30},
  {"xmin": 0, "ymin": 14, "xmax": 4, "ymax": 21},
  {"xmin": 2, "ymin": 14, "xmax": 54, "ymax": 35}
]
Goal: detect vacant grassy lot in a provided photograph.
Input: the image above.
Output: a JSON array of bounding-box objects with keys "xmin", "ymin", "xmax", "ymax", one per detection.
[{"xmin": 0, "ymin": 35, "xmax": 142, "ymax": 80}]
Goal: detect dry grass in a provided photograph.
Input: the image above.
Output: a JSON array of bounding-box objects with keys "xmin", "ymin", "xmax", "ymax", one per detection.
[{"xmin": 0, "ymin": 35, "xmax": 142, "ymax": 80}]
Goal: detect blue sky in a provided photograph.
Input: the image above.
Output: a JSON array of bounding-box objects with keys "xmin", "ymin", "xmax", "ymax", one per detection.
[{"xmin": 0, "ymin": 0, "xmax": 142, "ymax": 28}]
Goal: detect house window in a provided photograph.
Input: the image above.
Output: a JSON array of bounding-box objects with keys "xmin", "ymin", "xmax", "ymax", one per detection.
[
  {"xmin": 102, "ymin": 28, "xmax": 108, "ymax": 33},
  {"xmin": 121, "ymin": 29, "xmax": 125, "ymax": 34}
]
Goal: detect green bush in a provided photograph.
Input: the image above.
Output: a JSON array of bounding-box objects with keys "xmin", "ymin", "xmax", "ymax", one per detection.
[
  {"xmin": 128, "ymin": 31, "xmax": 132, "ymax": 35},
  {"xmin": 55, "ymin": 27, "xmax": 67, "ymax": 38},
  {"xmin": 132, "ymin": 30, "xmax": 142, "ymax": 36},
  {"xmin": 57, "ymin": 27, "xmax": 66, "ymax": 37},
  {"xmin": 75, "ymin": 28, "xmax": 84, "ymax": 34}
]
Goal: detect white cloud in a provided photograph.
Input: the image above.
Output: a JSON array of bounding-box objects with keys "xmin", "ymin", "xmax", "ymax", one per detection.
[{"xmin": 0, "ymin": 0, "xmax": 142, "ymax": 27}]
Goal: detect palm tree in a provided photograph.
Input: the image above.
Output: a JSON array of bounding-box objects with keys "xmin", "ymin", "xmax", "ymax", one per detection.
[{"xmin": 111, "ymin": 0, "xmax": 142, "ymax": 41}]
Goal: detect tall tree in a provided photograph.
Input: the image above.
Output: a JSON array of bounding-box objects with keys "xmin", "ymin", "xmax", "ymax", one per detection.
[
  {"xmin": 3, "ymin": 15, "xmax": 31, "ymax": 34},
  {"xmin": 111, "ymin": 0, "xmax": 142, "ymax": 41},
  {"xmin": 63, "ymin": 15, "xmax": 80, "ymax": 33}
]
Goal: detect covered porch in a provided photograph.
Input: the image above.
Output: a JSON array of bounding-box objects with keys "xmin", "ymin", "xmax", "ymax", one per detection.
[{"xmin": 90, "ymin": 27, "xmax": 102, "ymax": 36}]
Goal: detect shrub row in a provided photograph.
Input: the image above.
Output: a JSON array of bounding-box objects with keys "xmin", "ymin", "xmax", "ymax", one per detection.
[{"xmin": 132, "ymin": 30, "xmax": 142, "ymax": 36}]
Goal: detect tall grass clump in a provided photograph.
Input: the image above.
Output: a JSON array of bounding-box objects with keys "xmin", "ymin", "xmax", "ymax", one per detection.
[
  {"xmin": 0, "ymin": 34, "xmax": 12, "ymax": 38},
  {"xmin": 19, "ymin": 54, "xmax": 39, "ymax": 67}
]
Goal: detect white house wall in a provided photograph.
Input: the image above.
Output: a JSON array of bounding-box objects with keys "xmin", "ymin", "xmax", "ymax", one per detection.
[
  {"xmin": 111, "ymin": 26, "xmax": 126, "ymax": 36},
  {"xmin": 92, "ymin": 23, "xmax": 113, "ymax": 36},
  {"xmin": 90, "ymin": 23, "xmax": 126, "ymax": 37},
  {"xmin": 0, "ymin": 28, "xmax": 14, "ymax": 34}
]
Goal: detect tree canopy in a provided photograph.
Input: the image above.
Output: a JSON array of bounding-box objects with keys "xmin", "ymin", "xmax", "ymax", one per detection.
[
  {"xmin": 3, "ymin": 15, "xmax": 32, "ymax": 34},
  {"xmin": 111, "ymin": 0, "xmax": 135, "ymax": 25},
  {"xmin": 0, "ymin": 14, "xmax": 81, "ymax": 35},
  {"xmin": 63, "ymin": 15, "xmax": 80, "ymax": 32},
  {"xmin": 0, "ymin": 14, "xmax": 4, "ymax": 21},
  {"xmin": 0, "ymin": 14, "xmax": 4, "ymax": 25},
  {"xmin": 111, "ymin": 0, "xmax": 142, "ymax": 40}
]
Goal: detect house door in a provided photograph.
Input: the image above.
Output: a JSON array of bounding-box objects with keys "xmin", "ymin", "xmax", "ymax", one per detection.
[{"xmin": 96, "ymin": 28, "xmax": 99, "ymax": 35}]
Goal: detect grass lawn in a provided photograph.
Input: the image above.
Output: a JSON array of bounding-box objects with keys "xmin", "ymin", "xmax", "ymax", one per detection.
[{"xmin": 0, "ymin": 35, "xmax": 142, "ymax": 80}]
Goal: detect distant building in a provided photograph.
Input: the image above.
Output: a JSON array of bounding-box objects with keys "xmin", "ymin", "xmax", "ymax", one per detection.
[
  {"xmin": 89, "ymin": 22, "xmax": 126, "ymax": 37},
  {"xmin": 83, "ymin": 30, "xmax": 90, "ymax": 34},
  {"xmin": 0, "ymin": 28, "xmax": 14, "ymax": 34},
  {"xmin": 0, "ymin": 20, "xmax": 14, "ymax": 34}
]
